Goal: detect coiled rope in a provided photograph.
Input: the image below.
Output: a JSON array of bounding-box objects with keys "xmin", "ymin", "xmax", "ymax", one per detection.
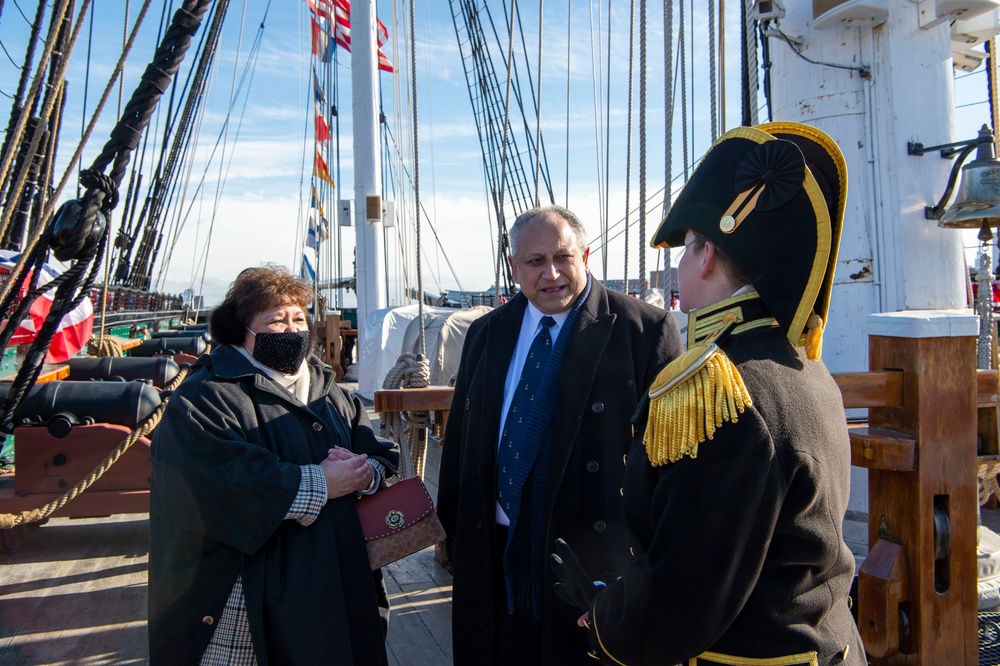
[
  {"xmin": 378, "ymin": 353, "xmax": 430, "ymax": 480},
  {"xmin": 0, "ymin": 364, "xmax": 190, "ymax": 530},
  {"xmin": 86, "ymin": 335, "xmax": 125, "ymax": 357}
]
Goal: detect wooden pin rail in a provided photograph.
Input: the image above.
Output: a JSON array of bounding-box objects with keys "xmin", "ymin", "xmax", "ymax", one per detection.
[
  {"xmin": 373, "ymin": 386, "xmax": 456, "ymax": 437},
  {"xmin": 832, "ymin": 369, "xmax": 1000, "ymax": 477}
]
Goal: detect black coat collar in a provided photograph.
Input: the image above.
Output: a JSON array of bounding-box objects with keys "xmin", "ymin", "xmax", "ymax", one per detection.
[{"xmin": 687, "ymin": 290, "xmax": 778, "ymax": 347}]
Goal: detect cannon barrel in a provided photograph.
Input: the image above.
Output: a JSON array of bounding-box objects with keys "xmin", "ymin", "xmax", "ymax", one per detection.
[
  {"xmin": 67, "ymin": 357, "xmax": 181, "ymax": 389},
  {"xmin": 0, "ymin": 380, "xmax": 162, "ymax": 429},
  {"xmin": 129, "ymin": 336, "xmax": 206, "ymax": 358},
  {"xmin": 150, "ymin": 330, "xmax": 211, "ymax": 343}
]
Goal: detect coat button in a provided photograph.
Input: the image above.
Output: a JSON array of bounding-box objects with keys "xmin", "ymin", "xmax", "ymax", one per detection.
[
  {"xmin": 626, "ymin": 379, "xmax": 634, "ymax": 387},
  {"xmin": 593, "ymin": 520, "xmax": 606, "ymax": 533},
  {"xmin": 476, "ymin": 520, "xmax": 484, "ymax": 529},
  {"xmin": 202, "ymin": 615, "xmax": 214, "ymax": 626},
  {"xmin": 591, "ymin": 402, "xmax": 604, "ymax": 413},
  {"xmin": 312, "ymin": 422, "xmax": 323, "ymax": 431},
  {"xmin": 466, "ymin": 398, "xmax": 471, "ymax": 409},
  {"xmin": 586, "ymin": 460, "xmax": 599, "ymax": 473}
]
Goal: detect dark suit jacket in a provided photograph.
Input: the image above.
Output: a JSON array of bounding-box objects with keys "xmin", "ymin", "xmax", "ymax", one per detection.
[{"xmin": 437, "ymin": 280, "xmax": 683, "ymax": 665}]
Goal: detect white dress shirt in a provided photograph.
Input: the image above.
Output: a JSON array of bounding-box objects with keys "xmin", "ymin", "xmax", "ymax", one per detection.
[{"xmin": 495, "ymin": 302, "xmax": 570, "ymax": 525}]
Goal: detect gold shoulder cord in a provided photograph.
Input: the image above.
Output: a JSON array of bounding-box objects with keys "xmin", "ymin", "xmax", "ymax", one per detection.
[{"xmin": 643, "ymin": 342, "xmax": 752, "ymax": 467}]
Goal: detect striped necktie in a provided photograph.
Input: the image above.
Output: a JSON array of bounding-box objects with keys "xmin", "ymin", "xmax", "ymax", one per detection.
[{"xmin": 497, "ymin": 315, "xmax": 556, "ymax": 518}]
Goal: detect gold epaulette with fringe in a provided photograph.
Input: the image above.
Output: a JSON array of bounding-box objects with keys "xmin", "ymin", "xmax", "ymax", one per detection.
[{"xmin": 643, "ymin": 342, "xmax": 752, "ymax": 467}]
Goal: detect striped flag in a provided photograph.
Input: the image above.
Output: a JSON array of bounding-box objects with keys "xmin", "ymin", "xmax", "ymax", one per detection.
[
  {"xmin": 0, "ymin": 251, "xmax": 94, "ymax": 363},
  {"xmin": 307, "ymin": 0, "xmax": 394, "ymax": 72},
  {"xmin": 301, "ymin": 253, "xmax": 316, "ymax": 281},
  {"xmin": 311, "ymin": 186, "xmax": 326, "ymax": 217},
  {"xmin": 306, "ymin": 210, "xmax": 330, "ymax": 250},
  {"xmin": 313, "ymin": 67, "xmax": 327, "ymax": 106},
  {"xmin": 314, "ymin": 149, "xmax": 335, "ymax": 186},
  {"xmin": 315, "ymin": 100, "xmax": 330, "ymax": 141},
  {"xmin": 310, "ymin": 16, "xmax": 332, "ymax": 62},
  {"xmin": 314, "ymin": 210, "xmax": 330, "ymax": 242}
]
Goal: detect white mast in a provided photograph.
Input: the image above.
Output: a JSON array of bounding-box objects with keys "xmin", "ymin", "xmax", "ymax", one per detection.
[{"xmin": 352, "ymin": 0, "xmax": 386, "ymax": 348}]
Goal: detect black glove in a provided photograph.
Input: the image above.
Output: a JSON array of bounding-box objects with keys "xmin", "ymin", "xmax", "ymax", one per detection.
[{"xmin": 550, "ymin": 538, "xmax": 605, "ymax": 611}]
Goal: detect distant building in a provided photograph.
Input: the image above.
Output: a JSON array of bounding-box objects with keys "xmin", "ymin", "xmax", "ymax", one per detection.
[
  {"xmin": 602, "ymin": 269, "xmax": 677, "ymax": 296},
  {"xmin": 647, "ymin": 268, "xmax": 677, "ymax": 294}
]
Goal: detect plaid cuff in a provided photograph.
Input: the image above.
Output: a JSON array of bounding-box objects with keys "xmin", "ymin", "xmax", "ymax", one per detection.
[
  {"xmin": 286, "ymin": 464, "xmax": 327, "ymax": 526},
  {"xmin": 362, "ymin": 458, "xmax": 387, "ymax": 496}
]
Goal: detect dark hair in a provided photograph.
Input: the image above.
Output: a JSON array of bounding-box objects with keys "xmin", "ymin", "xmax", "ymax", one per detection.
[
  {"xmin": 688, "ymin": 230, "xmax": 757, "ymax": 287},
  {"xmin": 210, "ymin": 265, "xmax": 314, "ymax": 345}
]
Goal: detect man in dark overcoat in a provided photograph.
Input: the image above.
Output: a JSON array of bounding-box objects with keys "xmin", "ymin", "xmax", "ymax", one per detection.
[{"xmin": 437, "ymin": 205, "xmax": 684, "ymax": 665}]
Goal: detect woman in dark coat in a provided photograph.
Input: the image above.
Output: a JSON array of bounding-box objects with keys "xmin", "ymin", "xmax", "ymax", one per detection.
[
  {"xmin": 552, "ymin": 123, "xmax": 865, "ymax": 665},
  {"xmin": 148, "ymin": 265, "xmax": 398, "ymax": 665}
]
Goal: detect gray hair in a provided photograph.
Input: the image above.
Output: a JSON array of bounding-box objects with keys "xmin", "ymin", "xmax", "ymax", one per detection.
[{"xmin": 508, "ymin": 205, "xmax": 588, "ymax": 259}]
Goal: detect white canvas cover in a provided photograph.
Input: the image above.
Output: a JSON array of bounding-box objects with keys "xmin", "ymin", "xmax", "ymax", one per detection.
[
  {"xmin": 357, "ymin": 304, "xmax": 456, "ymax": 400},
  {"xmin": 400, "ymin": 306, "xmax": 492, "ymax": 387}
]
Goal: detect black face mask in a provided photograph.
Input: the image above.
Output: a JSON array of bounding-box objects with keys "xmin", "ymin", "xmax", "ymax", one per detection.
[{"xmin": 247, "ymin": 330, "xmax": 310, "ymax": 374}]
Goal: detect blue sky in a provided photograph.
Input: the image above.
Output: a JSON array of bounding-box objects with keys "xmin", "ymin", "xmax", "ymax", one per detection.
[{"xmin": 0, "ymin": 1, "xmax": 994, "ymax": 306}]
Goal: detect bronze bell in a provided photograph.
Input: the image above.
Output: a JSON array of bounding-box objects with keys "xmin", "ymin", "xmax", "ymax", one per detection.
[{"xmin": 939, "ymin": 125, "xmax": 1000, "ymax": 230}]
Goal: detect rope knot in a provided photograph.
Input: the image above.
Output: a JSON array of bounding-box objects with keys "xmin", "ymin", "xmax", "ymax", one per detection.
[{"xmin": 79, "ymin": 169, "xmax": 119, "ymax": 212}]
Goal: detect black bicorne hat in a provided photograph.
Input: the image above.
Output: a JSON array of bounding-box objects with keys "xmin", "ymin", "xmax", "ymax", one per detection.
[{"xmin": 652, "ymin": 122, "xmax": 847, "ymax": 356}]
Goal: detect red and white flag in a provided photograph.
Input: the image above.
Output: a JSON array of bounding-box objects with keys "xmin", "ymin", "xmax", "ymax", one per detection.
[
  {"xmin": 307, "ymin": 0, "xmax": 395, "ymax": 72},
  {"xmin": 0, "ymin": 251, "xmax": 94, "ymax": 363}
]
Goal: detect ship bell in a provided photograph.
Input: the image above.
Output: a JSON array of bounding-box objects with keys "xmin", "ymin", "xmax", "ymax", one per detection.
[{"xmin": 939, "ymin": 125, "xmax": 1000, "ymax": 230}]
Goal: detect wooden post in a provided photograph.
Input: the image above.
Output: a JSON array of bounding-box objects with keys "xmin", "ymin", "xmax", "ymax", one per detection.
[
  {"xmin": 859, "ymin": 311, "xmax": 979, "ymax": 664},
  {"xmin": 324, "ymin": 313, "xmax": 343, "ymax": 380}
]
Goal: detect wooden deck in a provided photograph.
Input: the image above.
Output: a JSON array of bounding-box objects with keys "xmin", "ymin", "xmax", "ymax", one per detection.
[{"xmin": 0, "ymin": 403, "xmax": 453, "ymax": 665}]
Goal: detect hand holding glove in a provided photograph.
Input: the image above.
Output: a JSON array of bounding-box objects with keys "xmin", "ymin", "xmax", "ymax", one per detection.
[{"xmin": 550, "ymin": 538, "xmax": 605, "ymax": 612}]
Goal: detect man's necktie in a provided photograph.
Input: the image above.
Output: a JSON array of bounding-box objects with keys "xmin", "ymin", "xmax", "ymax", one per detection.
[{"xmin": 497, "ymin": 315, "xmax": 556, "ymax": 518}]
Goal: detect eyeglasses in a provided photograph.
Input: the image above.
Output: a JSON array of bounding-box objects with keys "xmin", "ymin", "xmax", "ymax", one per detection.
[{"xmin": 676, "ymin": 239, "xmax": 703, "ymax": 262}]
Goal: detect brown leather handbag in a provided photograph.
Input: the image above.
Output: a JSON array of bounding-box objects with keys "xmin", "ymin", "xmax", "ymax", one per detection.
[{"xmin": 356, "ymin": 476, "xmax": 446, "ymax": 570}]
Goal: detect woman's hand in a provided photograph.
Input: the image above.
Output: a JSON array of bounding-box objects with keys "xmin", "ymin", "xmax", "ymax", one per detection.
[{"xmin": 320, "ymin": 447, "xmax": 374, "ymax": 499}]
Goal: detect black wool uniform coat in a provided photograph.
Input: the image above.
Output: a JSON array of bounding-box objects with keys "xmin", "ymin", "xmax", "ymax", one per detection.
[
  {"xmin": 588, "ymin": 295, "xmax": 866, "ymax": 665},
  {"xmin": 437, "ymin": 280, "xmax": 684, "ymax": 665},
  {"xmin": 149, "ymin": 345, "xmax": 398, "ymax": 665}
]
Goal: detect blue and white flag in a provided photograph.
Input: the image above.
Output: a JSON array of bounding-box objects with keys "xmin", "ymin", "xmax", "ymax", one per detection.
[{"xmin": 300, "ymin": 253, "xmax": 316, "ymax": 281}]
